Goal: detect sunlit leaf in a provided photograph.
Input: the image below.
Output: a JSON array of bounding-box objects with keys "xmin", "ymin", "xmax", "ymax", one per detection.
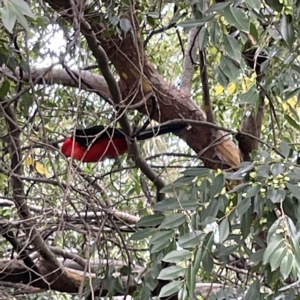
[
  {"xmin": 35, "ymin": 162, "xmax": 51, "ymax": 178},
  {"xmin": 227, "ymin": 82, "xmax": 236, "ymax": 94}
]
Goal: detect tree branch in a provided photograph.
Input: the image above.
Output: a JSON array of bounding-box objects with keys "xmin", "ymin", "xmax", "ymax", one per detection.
[{"xmin": 78, "ymin": 15, "xmax": 166, "ymax": 201}]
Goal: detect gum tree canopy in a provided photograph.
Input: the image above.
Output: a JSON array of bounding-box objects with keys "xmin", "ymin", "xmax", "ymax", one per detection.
[{"xmin": 1, "ymin": 0, "xmax": 300, "ymax": 299}]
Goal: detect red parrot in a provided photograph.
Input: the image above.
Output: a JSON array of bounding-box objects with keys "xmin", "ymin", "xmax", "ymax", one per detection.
[{"xmin": 61, "ymin": 123, "xmax": 185, "ymax": 162}]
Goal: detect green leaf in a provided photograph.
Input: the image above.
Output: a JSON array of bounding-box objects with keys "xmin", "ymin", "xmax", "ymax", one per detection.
[
  {"xmin": 246, "ymin": 0, "xmax": 261, "ymax": 10},
  {"xmin": 230, "ymin": 162, "xmax": 254, "ymax": 177},
  {"xmin": 138, "ymin": 286, "xmax": 151, "ymax": 299},
  {"xmin": 159, "ymin": 184, "xmax": 175, "ymax": 193},
  {"xmin": 210, "ymin": 173, "xmax": 225, "ymax": 198},
  {"xmin": 228, "ymin": 182, "xmax": 249, "ymax": 194},
  {"xmin": 129, "ymin": 228, "xmax": 156, "ymax": 241},
  {"xmin": 286, "ymin": 183, "xmax": 300, "ymax": 201},
  {"xmin": 270, "ymin": 247, "xmax": 287, "ymax": 271},
  {"xmin": 236, "ymin": 197, "xmax": 251, "ymax": 216},
  {"xmin": 207, "ymin": 2, "xmax": 231, "ymax": 13},
  {"xmin": 201, "ymin": 232, "xmax": 214, "ymax": 273},
  {"xmin": 147, "ymin": 12, "xmax": 160, "ymax": 18},
  {"xmin": 137, "ymin": 213, "xmax": 165, "ymax": 227},
  {"xmin": 172, "ymin": 176, "xmax": 195, "ymax": 187},
  {"xmin": 280, "ymin": 140, "xmax": 291, "ymax": 157},
  {"xmin": 20, "ymin": 92, "xmax": 33, "ymax": 117},
  {"xmin": 159, "ymin": 213, "xmax": 186, "ymax": 229},
  {"xmin": 241, "ymin": 209, "xmax": 251, "ymax": 238},
  {"xmin": 198, "ymin": 27, "xmax": 209, "ymax": 50},
  {"xmin": 219, "ymin": 55, "xmax": 240, "ymax": 81},
  {"xmin": 223, "ymin": 34, "xmax": 241, "ymax": 63},
  {"xmin": 154, "ymin": 196, "xmax": 198, "ymax": 211},
  {"xmin": 246, "ymin": 185, "xmax": 260, "ymax": 198},
  {"xmin": 215, "ymin": 65, "xmax": 229, "ymax": 86},
  {"xmin": 162, "ymin": 250, "xmax": 192, "ymax": 263},
  {"xmin": 150, "ymin": 230, "xmax": 174, "ymax": 244},
  {"xmin": 193, "ymin": 247, "xmax": 202, "ymax": 271},
  {"xmin": 280, "ymin": 253, "xmax": 293, "ymax": 279},
  {"xmin": 158, "ymin": 281, "xmax": 183, "ymax": 298},
  {"xmin": 0, "ymin": 81, "xmax": 10, "ymax": 98},
  {"xmin": 177, "ymin": 15, "xmax": 215, "ymax": 28},
  {"xmin": 239, "ymin": 85, "xmax": 259, "ymax": 104},
  {"xmin": 250, "ymin": 22, "xmax": 259, "ymax": 41},
  {"xmin": 155, "ymin": 179, "xmax": 186, "ymax": 193},
  {"xmin": 144, "ymin": 272, "xmax": 158, "ymax": 291},
  {"xmin": 249, "ymin": 248, "xmax": 265, "ymax": 263},
  {"xmin": 182, "ymin": 167, "xmax": 210, "ymax": 177},
  {"xmin": 153, "ymin": 198, "xmax": 178, "ymax": 211},
  {"xmin": 2, "ymin": 3, "xmax": 17, "ymax": 33},
  {"xmin": 178, "ymin": 287, "xmax": 188, "ymax": 300},
  {"xmin": 178, "ymin": 231, "xmax": 205, "ymax": 248},
  {"xmin": 151, "ymin": 240, "xmax": 171, "ymax": 253},
  {"xmin": 223, "ymin": 6, "xmax": 250, "ymax": 32},
  {"xmin": 245, "ymin": 279, "xmax": 260, "ymax": 300},
  {"xmin": 265, "ymin": 0, "xmax": 283, "ymax": 11},
  {"xmin": 271, "ymin": 163, "xmax": 284, "ymax": 176},
  {"xmin": 280, "ymin": 14, "xmax": 295, "ymax": 47},
  {"xmin": 257, "ymin": 163, "xmax": 270, "ymax": 178},
  {"xmin": 10, "ymin": 0, "xmax": 35, "ymax": 17},
  {"xmin": 284, "ymin": 114, "xmax": 300, "ymax": 131},
  {"xmin": 2, "ymin": 0, "xmax": 34, "ymax": 33},
  {"xmin": 201, "ymin": 199, "xmax": 219, "ymax": 220},
  {"xmin": 263, "ymin": 238, "xmax": 284, "ymax": 264},
  {"xmin": 267, "ymin": 219, "xmax": 281, "ymax": 244},
  {"xmin": 267, "ymin": 188, "xmax": 286, "ymax": 203},
  {"xmin": 186, "ymin": 264, "xmax": 196, "ymax": 296},
  {"xmin": 210, "ymin": 20, "xmax": 221, "ymax": 46},
  {"xmin": 202, "ymin": 246, "xmax": 213, "ymax": 273},
  {"xmin": 219, "ymin": 218, "xmax": 230, "ymax": 243},
  {"xmin": 157, "ymin": 266, "xmax": 186, "ymax": 280}
]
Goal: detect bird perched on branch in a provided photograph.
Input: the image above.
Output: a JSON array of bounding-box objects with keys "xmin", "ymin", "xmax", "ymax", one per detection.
[{"xmin": 61, "ymin": 123, "xmax": 186, "ymax": 162}]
